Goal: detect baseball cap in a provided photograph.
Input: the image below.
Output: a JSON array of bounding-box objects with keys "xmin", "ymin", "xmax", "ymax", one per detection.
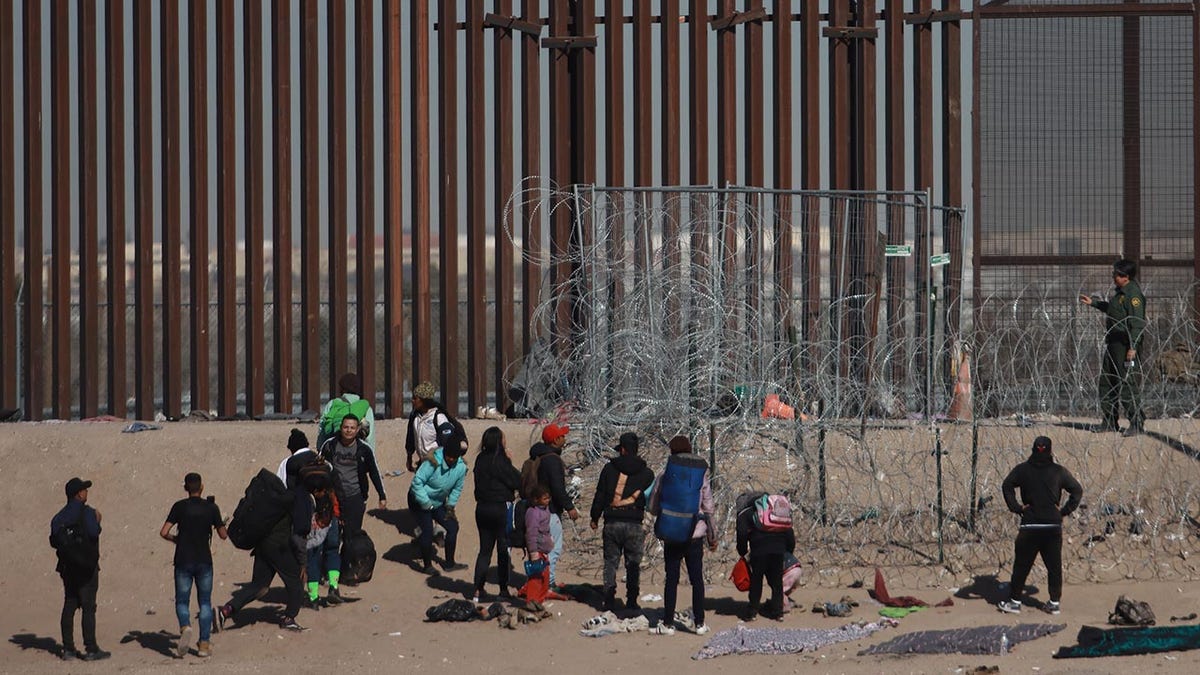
[
  {"xmin": 541, "ymin": 423, "xmax": 570, "ymax": 444},
  {"xmin": 65, "ymin": 477, "xmax": 92, "ymax": 498}
]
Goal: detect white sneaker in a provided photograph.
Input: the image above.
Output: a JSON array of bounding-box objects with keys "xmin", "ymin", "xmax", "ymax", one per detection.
[
  {"xmin": 693, "ymin": 624, "xmax": 711, "ymax": 636},
  {"xmin": 997, "ymin": 599, "xmax": 1021, "ymax": 614},
  {"xmin": 650, "ymin": 623, "xmax": 676, "ymax": 636}
]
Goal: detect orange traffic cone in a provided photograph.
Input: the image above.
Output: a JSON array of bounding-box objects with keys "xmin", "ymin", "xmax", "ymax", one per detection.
[{"xmin": 947, "ymin": 352, "xmax": 973, "ymax": 421}]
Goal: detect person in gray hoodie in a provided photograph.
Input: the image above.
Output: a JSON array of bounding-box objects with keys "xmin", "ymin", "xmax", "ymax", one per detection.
[
  {"xmin": 997, "ymin": 435, "xmax": 1083, "ymax": 615},
  {"xmin": 589, "ymin": 432, "xmax": 656, "ymax": 612}
]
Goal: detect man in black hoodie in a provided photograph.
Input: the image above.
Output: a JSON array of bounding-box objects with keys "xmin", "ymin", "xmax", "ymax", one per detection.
[
  {"xmin": 529, "ymin": 423, "xmax": 579, "ymax": 588},
  {"xmin": 998, "ymin": 435, "xmax": 1083, "ymax": 615},
  {"xmin": 589, "ymin": 432, "xmax": 656, "ymax": 612}
]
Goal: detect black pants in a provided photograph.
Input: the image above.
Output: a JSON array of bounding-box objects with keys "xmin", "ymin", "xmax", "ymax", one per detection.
[
  {"xmin": 60, "ymin": 570, "xmax": 99, "ymax": 652},
  {"xmin": 408, "ymin": 491, "xmax": 460, "ymax": 566},
  {"xmin": 228, "ymin": 536, "xmax": 304, "ymax": 620},
  {"xmin": 662, "ymin": 538, "xmax": 705, "ymax": 627},
  {"xmin": 340, "ymin": 493, "xmax": 366, "ymax": 539},
  {"xmin": 473, "ymin": 502, "xmax": 512, "ymax": 593},
  {"xmin": 748, "ymin": 552, "xmax": 784, "ymax": 615},
  {"xmin": 1009, "ymin": 528, "xmax": 1063, "ymax": 602}
]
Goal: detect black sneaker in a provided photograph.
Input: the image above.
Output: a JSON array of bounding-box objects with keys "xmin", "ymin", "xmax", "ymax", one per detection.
[
  {"xmin": 81, "ymin": 649, "xmax": 111, "ymax": 661},
  {"xmin": 279, "ymin": 617, "xmax": 307, "ymax": 632},
  {"xmin": 304, "ymin": 597, "xmax": 322, "ymax": 611},
  {"xmin": 325, "ymin": 587, "xmax": 344, "ymax": 605},
  {"xmin": 440, "ymin": 560, "xmax": 468, "ymax": 572},
  {"xmin": 421, "ymin": 564, "xmax": 441, "ymax": 577},
  {"xmin": 60, "ymin": 649, "xmax": 78, "ymax": 661}
]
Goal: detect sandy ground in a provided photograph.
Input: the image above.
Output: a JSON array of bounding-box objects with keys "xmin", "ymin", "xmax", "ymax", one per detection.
[{"xmin": 5, "ymin": 417, "xmax": 1200, "ymax": 675}]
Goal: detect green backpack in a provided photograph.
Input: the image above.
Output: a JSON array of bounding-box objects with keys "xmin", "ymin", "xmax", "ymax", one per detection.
[{"xmin": 319, "ymin": 396, "xmax": 372, "ymax": 440}]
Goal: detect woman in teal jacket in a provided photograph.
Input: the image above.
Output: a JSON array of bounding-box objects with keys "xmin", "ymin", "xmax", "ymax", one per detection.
[{"xmin": 407, "ymin": 444, "xmax": 469, "ymax": 575}]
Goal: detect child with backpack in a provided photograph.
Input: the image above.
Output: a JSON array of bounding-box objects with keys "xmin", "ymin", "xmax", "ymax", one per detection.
[
  {"xmin": 519, "ymin": 485, "xmax": 554, "ymax": 603},
  {"xmin": 736, "ymin": 491, "xmax": 796, "ymax": 621}
]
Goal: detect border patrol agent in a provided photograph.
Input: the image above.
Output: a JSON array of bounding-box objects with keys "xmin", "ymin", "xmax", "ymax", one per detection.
[{"xmin": 1079, "ymin": 259, "xmax": 1146, "ymax": 436}]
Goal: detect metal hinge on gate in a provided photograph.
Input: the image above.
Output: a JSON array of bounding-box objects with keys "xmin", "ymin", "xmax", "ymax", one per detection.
[
  {"xmin": 823, "ymin": 26, "xmax": 880, "ymax": 39},
  {"xmin": 541, "ymin": 35, "xmax": 598, "ymax": 50},
  {"xmin": 711, "ymin": 6, "xmax": 768, "ymax": 31},
  {"xmin": 483, "ymin": 13, "xmax": 542, "ymax": 37}
]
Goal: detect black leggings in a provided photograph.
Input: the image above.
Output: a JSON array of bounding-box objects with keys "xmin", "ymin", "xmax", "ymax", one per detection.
[
  {"xmin": 748, "ymin": 552, "xmax": 784, "ymax": 615},
  {"xmin": 662, "ymin": 538, "xmax": 706, "ymax": 627},
  {"xmin": 1009, "ymin": 528, "xmax": 1063, "ymax": 602},
  {"xmin": 473, "ymin": 502, "xmax": 513, "ymax": 593}
]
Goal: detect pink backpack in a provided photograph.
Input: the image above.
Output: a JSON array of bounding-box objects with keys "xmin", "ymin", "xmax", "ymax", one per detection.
[{"xmin": 755, "ymin": 494, "xmax": 793, "ymax": 532}]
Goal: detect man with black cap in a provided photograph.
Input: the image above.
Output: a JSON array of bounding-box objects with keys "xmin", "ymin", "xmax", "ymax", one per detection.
[
  {"xmin": 49, "ymin": 477, "xmax": 109, "ymax": 661},
  {"xmin": 997, "ymin": 436, "xmax": 1083, "ymax": 615},
  {"xmin": 1079, "ymin": 258, "xmax": 1147, "ymax": 436},
  {"xmin": 589, "ymin": 432, "xmax": 655, "ymax": 612}
]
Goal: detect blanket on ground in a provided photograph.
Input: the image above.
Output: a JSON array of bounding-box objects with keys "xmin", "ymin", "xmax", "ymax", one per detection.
[
  {"xmin": 694, "ymin": 621, "xmax": 895, "ymax": 660},
  {"xmin": 859, "ymin": 622, "xmax": 1065, "ymax": 655},
  {"xmin": 1055, "ymin": 624, "xmax": 1200, "ymax": 658}
]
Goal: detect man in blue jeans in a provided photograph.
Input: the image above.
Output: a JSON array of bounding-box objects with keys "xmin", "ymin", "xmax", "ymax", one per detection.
[{"xmin": 160, "ymin": 473, "xmax": 228, "ymax": 658}]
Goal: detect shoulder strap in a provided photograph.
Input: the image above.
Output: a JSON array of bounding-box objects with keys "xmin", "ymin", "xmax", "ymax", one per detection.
[{"xmin": 610, "ymin": 472, "xmax": 639, "ymax": 507}]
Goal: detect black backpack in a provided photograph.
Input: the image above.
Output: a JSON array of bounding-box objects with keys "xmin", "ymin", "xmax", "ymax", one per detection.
[
  {"xmin": 506, "ymin": 499, "xmax": 530, "ymax": 548},
  {"xmin": 227, "ymin": 469, "xmax": 292, "ymax": 550},
  {"xmin": 49, "ymin": 508, "xmax": 99, "ymax": 572},
  {"xmin": 434, "ymin": 411, "xmax": 467, "ymax": 452}
]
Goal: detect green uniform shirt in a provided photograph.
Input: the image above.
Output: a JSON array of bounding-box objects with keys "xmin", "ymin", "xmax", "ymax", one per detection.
[{"xmin": 1095, "ymin": 279, "xmax": 1146, "ymax": 347}]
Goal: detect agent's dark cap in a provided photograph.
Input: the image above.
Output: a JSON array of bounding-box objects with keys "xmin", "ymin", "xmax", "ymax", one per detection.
[
  {"xmin": 65, "ymin": 477, "xmax": 92, "ymax": 499},
  {"xmin": 614, "ymin": 432, "xmax": 639, "ymax": 454},
  {"xmin": 668, "ymin": 436, "xmax": 692, "ymax": 454},
  {"xmin": 287, "ymin": 428, "xmax": 309, "ymax": 451},
  {"xmin": 1032, "ymin": 436, "xmax": 1052, "ymax": 453}
]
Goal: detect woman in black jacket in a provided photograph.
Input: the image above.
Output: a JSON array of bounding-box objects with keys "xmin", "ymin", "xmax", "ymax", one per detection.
[{"xmin": 471, "ymin": 427, "xmax": 522, "ymax": 602}]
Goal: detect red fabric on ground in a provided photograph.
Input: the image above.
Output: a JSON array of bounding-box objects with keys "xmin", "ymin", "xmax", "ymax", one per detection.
[{"xmin": 872, "ymin": 568, "xmax": 954, "ymax": 608}]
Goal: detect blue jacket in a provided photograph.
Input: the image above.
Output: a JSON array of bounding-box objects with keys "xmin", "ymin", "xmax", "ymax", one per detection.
[{"xmin": 409, "ymin": 448, "xmax": 468, "ymax": 510}]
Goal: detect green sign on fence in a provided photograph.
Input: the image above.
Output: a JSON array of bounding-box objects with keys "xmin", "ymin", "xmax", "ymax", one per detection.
[
  {"xmin": 884, "ymin": 244, "xmax": 913, "ymax": 257},
  {"xmin": 930, "ymin": 253, "xmax": 951, "ymax": 267}
]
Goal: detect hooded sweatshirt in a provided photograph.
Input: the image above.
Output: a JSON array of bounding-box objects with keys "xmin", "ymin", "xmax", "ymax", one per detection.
[
  {"xmin": 473, "ymin": 448, "xmax": 522, "ymax": 504},
  {"xmin": 409, "ymin": 448, "xmax": 468, "ymax": 510},
  {"xmin": 529, "ymin": 442, "xmax": 575, "ymax": 515},
  {"xmin": 589, "ymin": 452, "xmax": 656, "ymax": 524},
  {"xmin": 1001, "ymin": 436, "xmax": 1083, "ymax": 529}
]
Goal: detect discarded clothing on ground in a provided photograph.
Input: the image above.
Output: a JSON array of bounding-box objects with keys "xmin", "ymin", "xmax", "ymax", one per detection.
[
  {"xmin": 1108, "ymin": 595, "xmax": 1156, "ymax": 626},
  {"xmin": 578, "ymin": 611, "xmax": 650, "ymax": 637},
  {"xmin": 425, "ymin": 598, "xmax": 488, "ymax": 622},
  {"xmin": 871, "ymin": 567, "xmax": 953, "ymax": 608},
  {"xmin": 813, "ymin": 595, "xmax": 859, "ymax": 617},
  {"xmin": 497, "ymin": 600, "xmax": 552, "ymax": 629},
  {"xmin": 555, "ymin": 582, "xmax": 607, "ymax": 606},
  {"xmin": 878, "ymin": 606, "xmax": 925, "ymax": 619},
  {"xmin": 121, "ymin": 421, "xmax": 162, "ymax": 433},
  {"xmin": 1055, "ymin": 624, "xmax": 1200, "ymax": 658},
  {"xmin": 859, "ymin": 622, "xmax": 1065, "ymax": 655},
  {"xmin": 694, "ymin": 621, "xmax": 894, "ymax": 659}
]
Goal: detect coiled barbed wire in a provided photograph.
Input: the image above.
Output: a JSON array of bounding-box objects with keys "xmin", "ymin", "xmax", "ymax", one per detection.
[{"xmin": 499, "ymin": 184, "xmax": 1200, "ymax": 588}]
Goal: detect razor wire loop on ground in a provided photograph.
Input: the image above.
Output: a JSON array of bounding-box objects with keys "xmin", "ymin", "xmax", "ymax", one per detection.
[{"xmin": 499, "ymin": 184, "xmax": 1200, "ymax": 587}]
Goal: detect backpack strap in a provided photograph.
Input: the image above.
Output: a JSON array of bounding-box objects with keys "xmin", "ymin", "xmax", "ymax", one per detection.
[{"xmin": 610, "ymin": 472, "xmax": 640, "ymax": 508}]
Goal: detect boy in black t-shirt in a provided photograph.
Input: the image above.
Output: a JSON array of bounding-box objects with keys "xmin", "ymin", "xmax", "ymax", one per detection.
[{"xmin": 160, "ymin": 473, "xmax": 228, "ymax": 658}]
